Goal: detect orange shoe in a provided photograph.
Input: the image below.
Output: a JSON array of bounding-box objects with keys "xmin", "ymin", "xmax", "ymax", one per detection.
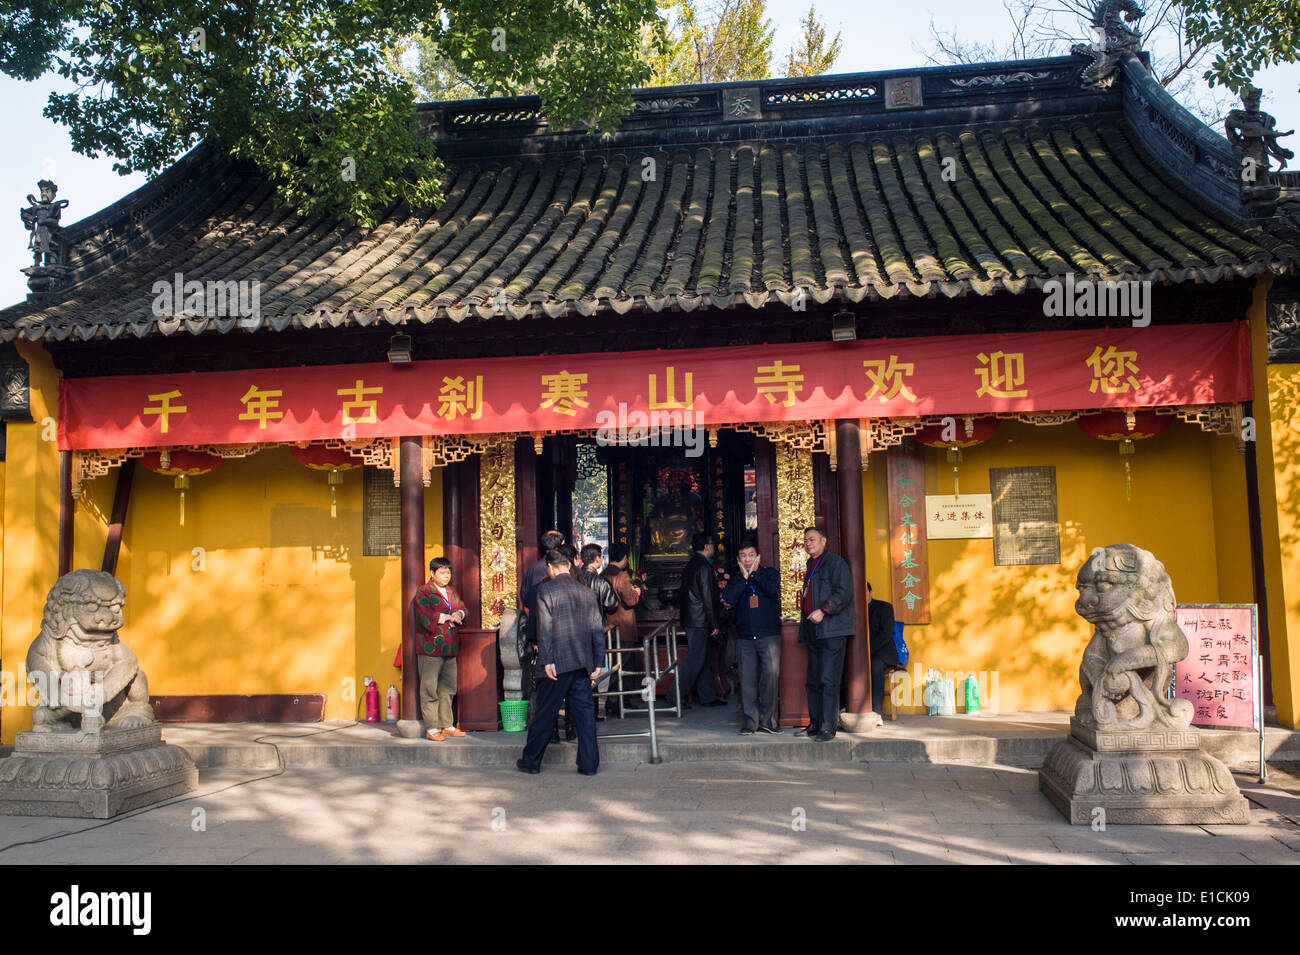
[
  {"xmin": 442, "ymin": 727, "xmax": 467, "ymax": 738},
  {"xmin": 426, "ymin": 729, "xmax": 446, "ymax": 741}
]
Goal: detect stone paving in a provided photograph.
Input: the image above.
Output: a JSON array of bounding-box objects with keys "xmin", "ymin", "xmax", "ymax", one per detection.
[{"xmin": 1, "ymin": 758, "xmax": 1297, "ymax": 865}]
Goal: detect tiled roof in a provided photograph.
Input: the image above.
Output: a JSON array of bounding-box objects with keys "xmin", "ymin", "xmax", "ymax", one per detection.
[{"xmin": 3, "ymin": 56, "xmax": 1298, "ymax": 342}]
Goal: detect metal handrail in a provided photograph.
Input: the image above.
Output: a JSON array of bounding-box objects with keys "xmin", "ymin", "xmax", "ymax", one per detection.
[{"xmin": 593, "ymin": 619, "xmax": 683, "ymax": 763}]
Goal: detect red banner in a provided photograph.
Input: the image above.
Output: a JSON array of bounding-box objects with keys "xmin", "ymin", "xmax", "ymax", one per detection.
[{"xmin": 58, "ymin": 322, "xmax": 1252, "ymax": 451}]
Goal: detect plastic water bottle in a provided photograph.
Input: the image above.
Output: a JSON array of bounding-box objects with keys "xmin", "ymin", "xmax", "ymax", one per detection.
[{"xmin": 965, "ymin": 674, "xmax": 981, "ymax": 714}]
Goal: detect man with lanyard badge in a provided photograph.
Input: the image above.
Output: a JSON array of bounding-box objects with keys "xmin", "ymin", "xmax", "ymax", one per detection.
[{"xmin": 796, "ymin": 526, "xmax": 854, "ymax": 741}]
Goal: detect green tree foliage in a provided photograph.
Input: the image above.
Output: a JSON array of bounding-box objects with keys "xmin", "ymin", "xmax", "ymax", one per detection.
[
  {"xmin": 382, "ymin": 37, "xmax": 484, "ymax": 103},
  {"xmin": 3, "ymin": 0, "xmax": 662, "ymax": 226},
  {"xmin": 782, "ymin": 5, "xmax": 841, "ymax": 77},
  {"xmin": 1181, "ymin": 0, "xmax": 1300, "ymax": 93},
  {"xmin": 646, "ymin": 0, "xmax": 775, "ymax": 85}
]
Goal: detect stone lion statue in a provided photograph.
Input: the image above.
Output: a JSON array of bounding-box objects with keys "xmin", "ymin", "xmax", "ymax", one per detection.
[
  {"xmin": 26, "ymin": 569, "xmax": 154, "ymax": 731},
  {"xmin": 1073, "ymin": 544, "xmax": 1193, "ymax": 732}
]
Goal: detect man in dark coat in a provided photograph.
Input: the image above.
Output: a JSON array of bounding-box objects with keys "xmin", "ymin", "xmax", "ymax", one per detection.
[
  {"xmin": 518, "ymin": 549, "xmax": 606, "ymax": 775},
  {"xmin": 675, "ymin": 532, "xmax": 724, "ymax": 707},
  {"xmin": 797, "ymin": 526, "xmax": 854, "ymax": 741},
  {"xmin": 721, "ymin": 537, "xmax": 782, "ymax": 734},
  {"xmin": 868, "ymin": 581, "xmax": 898, "ymax": 716},
  {"xmin": 520, "ymin": 529, "xmax": 565, "ymax": 621},
  {"xmin": 581, "ymin": 543, "xmax": 620, "ymax": 719}
]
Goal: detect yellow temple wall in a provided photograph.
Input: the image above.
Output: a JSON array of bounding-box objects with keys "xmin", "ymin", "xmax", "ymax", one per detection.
[
  {"xmin": 0, "ymin": 343, "xmax": 445, "ymax": 742},
  {"xmin": 1263, "ymin": 360, "xmax": 1300, "ymax": 727},
  {"xmin": 864, "ymin": 418, "xmax": 1256, "ymax": 715},
  {"xmin": 1244, "ymin": 274, "xmax": 1300, "ymax": 728},
  {"xmin": 0, "ymin": 342, "xmax": 62, "ymax": 744}
]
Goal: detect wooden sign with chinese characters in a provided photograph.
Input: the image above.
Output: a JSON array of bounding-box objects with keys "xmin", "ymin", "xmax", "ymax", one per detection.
[
  {"xmin": 775, "ymin": 443, "xmax": 816, "ymax": 619},
  {"xmin": 478, "ymin": 437, "xmax": 517, "ymax": 628},
  {"xmin": 1173, "ymin": 604, "xmax": 1259, "ymax": 730},
  {"xmin": 925, "ymin": 494, "xmax": 993, "ymax": 539},
  {"xmin": 58, "ymin": 323, "xmax": 1251, "ymax": 451},
  {"xmin": 886, "ymin": 444, "xmax": 930, "ymax": 624}
]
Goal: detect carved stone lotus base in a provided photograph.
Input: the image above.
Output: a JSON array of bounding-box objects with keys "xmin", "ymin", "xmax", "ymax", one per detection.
[
  {"xmin": 0, "ymin": 723, "xmax": 197, "ymax": 819},
  {"xmin": 1039, "ymin": 719, "xmax": 1249, "ymax": 825}
]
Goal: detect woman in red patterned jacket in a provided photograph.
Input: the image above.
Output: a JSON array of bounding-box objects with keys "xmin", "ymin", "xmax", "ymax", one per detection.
[{"xmin": 414, "ymin": 557, "xmax": 468, "ymax": 741}]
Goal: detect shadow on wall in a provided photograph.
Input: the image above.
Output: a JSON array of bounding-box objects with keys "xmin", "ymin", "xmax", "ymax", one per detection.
[
  {"xmin": 115, "ymin": 449, "xmax": 414, "ymax": 719},
  {"xmin": 898, "ymin": 418, "xmax": 1237, "ymax": 713}
]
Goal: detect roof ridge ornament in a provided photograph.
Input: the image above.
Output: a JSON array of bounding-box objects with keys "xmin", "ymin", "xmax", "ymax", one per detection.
[
  {"xmin": 19, "ymin": 180, "xmax": 70, "ymax": 303},
  {"xmin": 1072, "ymin": 0, "xmax": 1144, "ymax": 89},
  {"xmin": 1225, "ymin": 87, "xmax": 1295, "ymax": 218}
]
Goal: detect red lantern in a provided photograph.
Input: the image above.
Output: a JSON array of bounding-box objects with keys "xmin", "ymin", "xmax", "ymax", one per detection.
[
  {"xmin": 913, "ymin": 416, "xmax": 999, "ymax": 496},
  {"xmin": 140, "ymin": 450, "xmax": 223, "ymax": 526},
  {"xmin": 290, "ymin": 444, "xmax": 360, "ymax": 518},
  {"xmin": 1078, "ymin": 410, "xmax": 1170, "ymax": 501}
]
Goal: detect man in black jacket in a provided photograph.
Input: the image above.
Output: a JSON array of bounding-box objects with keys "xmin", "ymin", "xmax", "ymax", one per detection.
[
  {"xmin": 867, "ymin": 582, "xmax": 898, "ymax": 716},
  {"xmin": 518, "ymin": 549, "xmax": 606, "ymax": 776},
  {"xmin": 722, "ymin": 537, "xmax": 782, "ymax": 734},
  {"xmin": 675, "ymin": 532, "xmax": 724, "ymax": 707},
  {"xmin": 581, "ymin": 543, "xmax": 620, "ymax": 719},
  {"xmin": 797, "ymin": 526, "xmax": 854, "ymax": 741}
]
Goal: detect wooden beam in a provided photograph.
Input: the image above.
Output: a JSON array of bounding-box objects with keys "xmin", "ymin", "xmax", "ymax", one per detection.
[
  {"xmin": 813, "ymin": 450, "xmax": 840, "ymax": 556},
  {"xmin": 399, "ymin": 437, "xmax": 425, "ymax": 723},
  {"xmin": 459, "ymin": 456, "xmax": 482, "ymax": 628},
  {"xmin": 58, "ymin": 450, "xmax": 73, "ymax": 576},
  {"xmin": 754, "ymin": 436, "xmax": 777, "ymax": 567},
  {"xmin": 101, "ymin": 459, "xmax": 136, "ymax": 576},
  {"xmin": 515, "ymin": 437, "xmax": 539, "ymax": 586},
  {"xmin": 836, "ymin": 419, "xmax": 870, "ymax": 715},
  {"xmin": 1243, "ymin": 399, "xmax": 1274, "ymax": 706}
]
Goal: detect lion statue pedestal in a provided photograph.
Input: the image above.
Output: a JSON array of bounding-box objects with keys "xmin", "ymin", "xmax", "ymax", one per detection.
[
  {"xmin": 1039, "ymin": 545, "xmax": 1249, "ymax": 825},
  {"xmin": 0, "ymin": 570, "xmax": 197, "ymax": 819}
]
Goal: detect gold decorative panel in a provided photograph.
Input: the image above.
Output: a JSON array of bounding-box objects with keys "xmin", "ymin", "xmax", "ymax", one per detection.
[
  {"xmin": 478, "ymin": 436, "xmax": 517, "ymax": 628},
  {"xmin": 774, "ymin": 441, "xmax": 817, "ymax": 619}
]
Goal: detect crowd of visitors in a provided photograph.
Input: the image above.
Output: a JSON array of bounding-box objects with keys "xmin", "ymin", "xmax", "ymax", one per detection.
[{"xmin": 408, "ymin": 523, "xmax": 894, "ymax": 773}]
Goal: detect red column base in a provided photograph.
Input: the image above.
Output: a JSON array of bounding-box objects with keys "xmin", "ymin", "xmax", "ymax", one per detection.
[
  {"xmin": 779, "ymin": 621, "xmax": 809, "ymax": 727},
  {"xmin": 455, "ymin": 629, "xmax": 500, "ymax": 731}
]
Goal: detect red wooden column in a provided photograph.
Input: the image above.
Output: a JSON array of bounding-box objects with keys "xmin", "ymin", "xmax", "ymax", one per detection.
[
  {"xmin": 445, "ymin": 457, "xmax": 481, "ymax": 627},
  {"xmin": 101, "ymin": 459, "xmax": 135, "ymax": 576},
  {"xmin": 836, "ymin": 418, "xmax": 872, "ymax": 724},
  {"xmin": 58, "ymin": 451, "xmax": 74, "ymax": 575},
  {"xmin": 515, "ymin": 437, "xmax": 539, "ymax": 580},
  {"xmin": 397, "ymin": 437, "xmax": 424, "ymax": 734}
]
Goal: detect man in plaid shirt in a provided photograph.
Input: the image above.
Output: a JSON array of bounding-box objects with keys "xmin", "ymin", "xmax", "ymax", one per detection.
[{"xmin": 518, "ymin": 549, "xmax": 606, "ymax": 776}]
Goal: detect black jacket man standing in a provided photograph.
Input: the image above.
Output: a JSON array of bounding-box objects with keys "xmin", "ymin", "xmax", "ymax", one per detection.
[
  {"xmin": 518, "ymin": 549, "xmax": 606, "ymax": 776},
  {"xmin": 676, "ymin": 532, "xmax": 724, "ymax": 707},
  {"xmin": 798, "ymin": 526, "xmax": 854, "ymax": 741}
]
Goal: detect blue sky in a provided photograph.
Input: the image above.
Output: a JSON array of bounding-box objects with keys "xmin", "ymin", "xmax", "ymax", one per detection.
[{"xmin": 2, "ymin": 0, "xmax": 1297, "ymax": 308}]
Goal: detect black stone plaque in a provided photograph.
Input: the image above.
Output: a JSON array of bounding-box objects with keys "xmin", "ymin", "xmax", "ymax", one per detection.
[
  {"xmin": 989, "ymin": 465, "xmax": 1060, "ymax": 566},
  {"xmin": 362, "ymin": 465, "xmax": 401, "ymax": 556}
]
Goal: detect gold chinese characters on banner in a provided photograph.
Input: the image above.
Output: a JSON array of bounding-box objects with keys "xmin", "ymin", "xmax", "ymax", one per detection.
[
  {"xmin": 774, "ymin": 443, "xmax": 817, "ymax": 619},
  {"xmin": 478, "ymin": 437, "xmax": 517, "ymax": 628}
]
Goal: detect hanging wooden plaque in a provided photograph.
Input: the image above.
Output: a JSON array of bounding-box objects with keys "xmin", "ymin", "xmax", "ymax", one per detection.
[{"xmin": 886, "ymin": 443, "xmax": 930, "ymax": 624}]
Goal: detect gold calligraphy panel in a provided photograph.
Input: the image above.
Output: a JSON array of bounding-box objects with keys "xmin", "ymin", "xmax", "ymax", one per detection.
[
  {"xmin": 774, "ymin": 442, "xmax": 816, "ymax": 619},
  {"xmin": 478, "ymin": 437, "xmax": 517, "ymax": 627}
]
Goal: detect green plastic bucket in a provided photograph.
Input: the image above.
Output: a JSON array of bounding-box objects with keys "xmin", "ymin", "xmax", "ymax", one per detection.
[{"xmin": 499, "ymin": 700, "xmax": 529, "ymax": 733}]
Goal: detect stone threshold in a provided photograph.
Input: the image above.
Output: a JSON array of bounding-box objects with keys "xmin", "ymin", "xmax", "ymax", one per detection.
[{"xmin": 26, "ymin": 710, "xmax": 1284, "ymax": 771}]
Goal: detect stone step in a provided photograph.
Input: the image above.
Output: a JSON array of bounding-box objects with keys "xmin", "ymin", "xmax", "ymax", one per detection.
[{"xmin": 7, "ymin": 715, "xmax": 1296, "ymax": 772}]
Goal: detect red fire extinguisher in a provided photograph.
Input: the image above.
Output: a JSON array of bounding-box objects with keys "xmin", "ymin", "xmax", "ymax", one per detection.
[
  {"xmin": 364, "ymin": 677, "xmax": 380, "ymax": 724},
  {"xmin": 386, "ymin": 684, "xmax": 399, "ymax": 723}
]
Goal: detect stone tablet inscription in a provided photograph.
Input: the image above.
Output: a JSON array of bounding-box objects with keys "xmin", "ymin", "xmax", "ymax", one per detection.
[{"xmin": 989, "ymin": 466, "xmax": 1060, "ymax": 566}]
